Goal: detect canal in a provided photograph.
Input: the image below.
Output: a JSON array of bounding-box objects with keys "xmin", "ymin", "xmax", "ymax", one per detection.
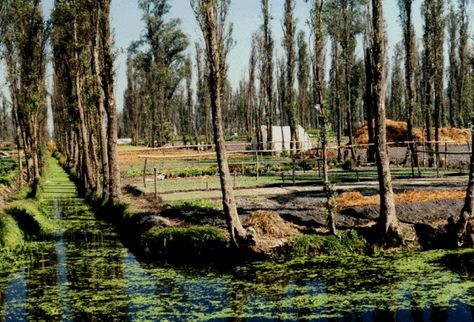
[{"xmin": 0, "ymin": 160, "xmax": 474, "ymax": 321}]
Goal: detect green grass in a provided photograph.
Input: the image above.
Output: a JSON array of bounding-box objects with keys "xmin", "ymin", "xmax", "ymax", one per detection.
[
  {"xmin": 135, "ymin": 166, "xmax": 460, "ymax": 194},
  {"xmin": 142, "ymin": 226, "xmax": 228, "ymax": 259},
  {"xmin": 0, "ymin": 157, "xmax": 19, "ymax": 185},
  {"xmin": 281, "ymin": 230, "xmax": 368, "ymax": 257},
  {"xmin": 169, "ymin": 199, "xmax": 222, "ymax": 212},
  {"xmin": 5, "ymin": 200, "xmax": 56, "ymax": 239},
  {"xmin": 0, "ymin": 211, "xmax": 25, "ymax": 248}
]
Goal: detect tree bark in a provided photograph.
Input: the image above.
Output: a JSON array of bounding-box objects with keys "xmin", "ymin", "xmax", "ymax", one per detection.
[
  {"xmin": 457, "ymin": 129, "xmax": 474, "ymax": 246},
  {"xmin": 194, "ymin": 0, "xmax": 248, "ymax": 248},
  {"xmin": 399, "ymin": 0, "xmax": 419, "ymax": 175},
  {"xmin": 99, "ymin": 0, "xmax": 120, "ymax": 204},
  {"xmin": 372, "ymin": 0, "xmax": 403, "ymax": 242}
]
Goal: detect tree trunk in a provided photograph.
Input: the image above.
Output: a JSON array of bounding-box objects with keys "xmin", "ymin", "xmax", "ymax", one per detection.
[
  {"xmin": 92, "ymin": 14, "xmax": 110, "ymax": 197},
  {"xmin": 372, "ymin": 0, "xmax": 403, "ymax": 242},
  {"xmin": 195, "ymin": 0, "xmax": 248, "ymax": 248},
  {"xmin": 100, "ymin": 0, "xmax": 120, "ymax": 204},
  {"xmin": 400, "ymin": 0, "xmax": 419, "ymax": 175},
  {"xmin": 456, "ymin": 129, "xmax": 474, "ymax": 246}
]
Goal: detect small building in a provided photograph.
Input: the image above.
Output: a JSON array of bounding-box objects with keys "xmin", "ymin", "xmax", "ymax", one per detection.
[{"xmin": 261, "ymin": 125, "xmax": 312, "ymax": 152}]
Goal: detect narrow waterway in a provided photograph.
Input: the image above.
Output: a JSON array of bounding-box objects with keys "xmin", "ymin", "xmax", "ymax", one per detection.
[{"xmin": 1, "ymin": 160, "xmax": 474, "ymax": 321}]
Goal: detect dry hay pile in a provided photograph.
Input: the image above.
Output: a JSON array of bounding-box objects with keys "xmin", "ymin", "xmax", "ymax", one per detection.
[
  {"xmin": 244, "ymin": 210, "xmax": 301, "ymax": 239},
  {"xmin": 438, "ymin": 127, "xmax": 471, "ymax": 143},
  {"xmin": 338, "ymin": 190, "xmax": 465, "ymax": 209},
  {"xmin": 355, "ymin": 120, "xmax": 470, "ymax": 145},
  {"xmin": 355, "ymin": 120, "xmax": 422, "ymax": 145}
]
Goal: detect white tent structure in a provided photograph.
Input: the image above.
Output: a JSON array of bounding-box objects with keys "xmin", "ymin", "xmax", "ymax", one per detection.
[{"xmin": 261, "ymin": 125, "xmax": 312, "ymax": 152}]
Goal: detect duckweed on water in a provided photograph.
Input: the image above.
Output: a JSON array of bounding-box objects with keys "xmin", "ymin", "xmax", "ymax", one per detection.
[{"xmin": 1, "ymin": 158, "xmax": 474, "ymax": 320}]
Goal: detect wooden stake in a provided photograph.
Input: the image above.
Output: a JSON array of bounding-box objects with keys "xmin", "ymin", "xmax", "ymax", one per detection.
[
  {"xmin": 153, "ymin": 167, "xmax": 157, "ymax": 201},
  {"xmin": 143, "ymin": 158, "xmax": 148, "ymax": 188}
]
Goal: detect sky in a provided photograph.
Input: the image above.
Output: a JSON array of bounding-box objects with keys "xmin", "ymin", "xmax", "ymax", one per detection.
[{"xmin": 2, "ymin": 0, "xmax": 436, "ymax": 112}]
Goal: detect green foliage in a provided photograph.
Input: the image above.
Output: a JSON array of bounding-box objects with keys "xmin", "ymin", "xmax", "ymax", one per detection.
[
  {"xmin": 0, "ymin": 157, "xmax": 18, "ymax": 185},
  {"xmin": 5, "ymin": 200, "xmax": 56, "ymax": 239},
  {"xmin": 143, "ymin": 226, "xmax": 227, "ymax": 259},
  {"xmin": 8, "ymin": 185, "xmax": 32, "ymax": 201},
  {"xmin": 282, "ymin": 230, "xmax": 367, "ymax": 257},
  {"xmin": 0, "ymin": 211, "xmax": 24, "ymax": 248}
]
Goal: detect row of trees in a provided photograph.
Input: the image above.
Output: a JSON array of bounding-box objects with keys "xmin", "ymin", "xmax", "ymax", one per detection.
[
  {"xmin": 190, "ymin": 0, "xmax": 474, "ymax": 248},
  {"xmin": 187, "ymin": 0, "xmax": 395, "ymax": 247},
  {"xmin": 0, "ymin": 1, "xmax": 120, "ymax": 204},
  {"xmin": 122, "ymin": 0, "xmax": 474, "ymax": 159},
  {"xmin": 0, "ymin": 0, "xmax": 48, "ymax": 183},
  {"xmin": 50, "ymin": 0, "xmax": 120, "ymax": 203}
]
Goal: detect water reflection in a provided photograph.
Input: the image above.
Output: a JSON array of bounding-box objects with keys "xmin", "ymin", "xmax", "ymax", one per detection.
[{"xmin": 0, "ymin": 197, "xmax": 473, "ymax": 321}]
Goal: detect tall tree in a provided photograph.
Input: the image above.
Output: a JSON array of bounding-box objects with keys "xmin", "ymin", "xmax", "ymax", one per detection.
[
  {"xmin": 398, "ymin": 0, "xmax": 419, "ymax": 174},
  {"xmin": 99, "ymin": 0, "xmax": 120, "ymax": 203},
  {"xmin": 261, "ymin": 0, "xmax": 274, "ymax": 150},
  {"xmin": 371, "ymin": 0, "xmax": 402, "ymax": 241},
  {"xmin": 456, "ymin": 0, "xmax": 469, "ymax": 127},
  {"xmin": 422, "ymin": 0, "xmax": 445, "ymax": 173},
  {"xmin": 327, "ymin": 0, "xmax": 366, "ymax": 161},
  {"xmin": 363, "ymin": 9, "xmax": 376, "ymax": 163},
  {"xmin": 0, "ymin": 0, "xmax": 48, "ymax": 182},
  {"xmin": 388, "ymin": 43, "xmax": 405, "ymax": 121},
  {"xmin": 283, "ymin": 0, "xmax": 298, "ymax": 154},
  {"xmin": 297, "ymin": 31, "xmax": 310, "ymax": 129},
  {"xmin": 446, "ymin": 5, "xmax": 458, "ymax": 127},
  {"xmin": 191, "ymin": 0, "xmax": 251, "ymax": 249}
]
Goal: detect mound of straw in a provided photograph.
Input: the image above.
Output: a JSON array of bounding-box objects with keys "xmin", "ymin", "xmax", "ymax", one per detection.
[
  {"xmin": 244, "ymin": 210, "xmax": 300, "ymax": 239},
  {"xmin": 338, "ymin": 190, "xmax": 465, "ymax": 209}
]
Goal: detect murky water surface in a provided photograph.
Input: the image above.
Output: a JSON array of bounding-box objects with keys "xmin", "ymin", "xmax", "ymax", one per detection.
[{"xmin": 1, "ymin": 198, "xmax": 474, "ymax": 321}]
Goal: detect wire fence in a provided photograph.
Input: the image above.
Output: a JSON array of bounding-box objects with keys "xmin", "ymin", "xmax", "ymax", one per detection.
[{"xmin": 133, "ymin": 139, "xmax": 472, "ymax": 196}]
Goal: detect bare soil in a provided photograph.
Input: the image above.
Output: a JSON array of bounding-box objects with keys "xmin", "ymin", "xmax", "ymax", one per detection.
[{"xmin": 120, "ymin": 178, "xmax": 467, "ymax": 242}]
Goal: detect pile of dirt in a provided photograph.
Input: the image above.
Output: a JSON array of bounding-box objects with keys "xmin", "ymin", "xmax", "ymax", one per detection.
[
  {"xmin": 338, "ymin": 189, "xmax": 466, "ymax": 209},
  {"xmin": 355, "ymin": 120, "xmax": 470, "ymax": 145},
  {"xmin": 244, "ymin": 210, "xmax": 301, "ymax": 239}
]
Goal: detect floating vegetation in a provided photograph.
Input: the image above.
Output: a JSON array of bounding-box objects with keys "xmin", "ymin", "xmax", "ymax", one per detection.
[{"xmin": 1, "ymin": 159, "xmax": 474, "ymax": 321}]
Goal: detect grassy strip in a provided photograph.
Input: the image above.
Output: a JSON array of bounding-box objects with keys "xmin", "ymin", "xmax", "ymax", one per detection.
[
  {"xmin": 4, "ymin": 200, "xmax": 56, "ymax": 239},
  {"xmin": 0, "ymin": 210, "xmax": 25, "ymax": 249}
]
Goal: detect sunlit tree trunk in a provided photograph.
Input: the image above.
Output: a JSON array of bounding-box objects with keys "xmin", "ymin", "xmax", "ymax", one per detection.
[
  {"xmin": 192, "ymin": 0, "xmax": 249, "ymax": 248},
  {"xmin": 99, "ymin": 0, "xmax": 120, "ymax": 204},
  {"xmin": 372, "ymin": 0, "xmax": 403, "ymax": 242}
]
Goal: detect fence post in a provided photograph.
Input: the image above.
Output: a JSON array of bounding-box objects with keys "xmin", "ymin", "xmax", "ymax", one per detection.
[
  {"xmin": 255, "ymin": 150, "xmax": 259, "ymax": 181},
  {"xmin": 292, "ymin": 157, "xmax": 296, "ymax": 186},
  {"xmin": 143, "ymin": 158, "xmax": 148, "ymax": 188},
  {"xmin": 233, "ymin": 170, "xmax": 237, "ymax": 189},
  {"xmin": 153, "ymin": 167, "xmax": 157, "ymax": 201},
  {"xmin": 445, "ymin": 142, "xmax": 448, "ymax": 170}
]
